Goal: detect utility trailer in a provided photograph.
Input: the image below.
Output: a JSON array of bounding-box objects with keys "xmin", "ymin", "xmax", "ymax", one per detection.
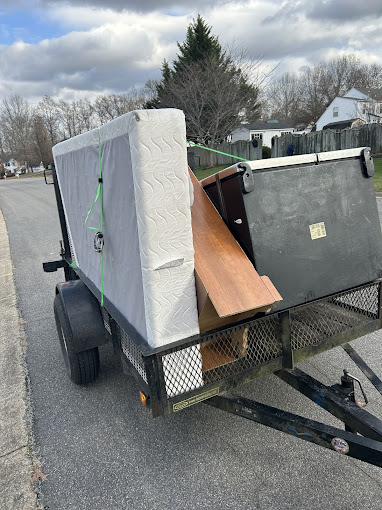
[{"xmin": 44, "ymin": 109, "xmax": 382, "ymax": 468}]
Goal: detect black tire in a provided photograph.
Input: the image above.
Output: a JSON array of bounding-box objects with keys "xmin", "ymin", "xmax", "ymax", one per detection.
[{"xmin": 54, "ymin": 294, "xmax": 100, "ymax": 384}]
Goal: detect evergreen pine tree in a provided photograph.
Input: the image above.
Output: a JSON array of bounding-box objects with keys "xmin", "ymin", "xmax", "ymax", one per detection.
[{"xmin": 174, "ymin": 15, "xmax": 223, "ymax": 71}]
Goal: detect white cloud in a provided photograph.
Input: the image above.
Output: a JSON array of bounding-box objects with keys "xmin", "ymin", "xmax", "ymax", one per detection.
[{"xmin": 0, "ymin": 0, "xmax": 381, "ymax": 103}]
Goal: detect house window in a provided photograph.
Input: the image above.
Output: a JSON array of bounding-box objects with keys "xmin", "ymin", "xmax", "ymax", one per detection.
[
  {"xmin": 333, "ymin": 107, "xmax": 339, "ymax": 117},
  {"xmin": 251, "ymin": 133, "xmax": 262, "ymax": 140}
]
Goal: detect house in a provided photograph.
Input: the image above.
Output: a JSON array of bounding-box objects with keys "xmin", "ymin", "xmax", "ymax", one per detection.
[
  {"xmin": 231, "ymin": 120, "xmax": 294, "ymax": 147},
  {"xmin": 3, "ymin": 158, "xmax": 19, "ymax": 175},
  {"xmin": 316, "ymin": 87, "xmax": 382, "ymax": 131}
]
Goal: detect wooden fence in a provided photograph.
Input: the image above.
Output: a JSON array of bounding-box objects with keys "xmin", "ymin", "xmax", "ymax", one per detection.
[
  {"xmin": 188, "ymin": 139, "xmax": 262, "ymax": 168},
  {"xmin": 271, "ymin": 123, "xmax": 382, "ymax": 158}
]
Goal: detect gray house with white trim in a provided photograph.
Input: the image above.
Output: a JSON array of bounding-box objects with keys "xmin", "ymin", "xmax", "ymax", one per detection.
[{"xmin": 316, "ymin": 87, "xmax": 382, "ymax": 131}]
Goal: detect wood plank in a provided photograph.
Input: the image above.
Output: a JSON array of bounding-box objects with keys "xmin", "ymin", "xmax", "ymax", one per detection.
[
  {"xmin": 190, "ymin": 170, "xmax": 281, "ymax": 318},
  {"xmin": 260, "ymin": 276, "xmax": 283, "ymax": 303},
  {"xmin": 197, "ymin": 289, "xmax": 271, "ymax": 333}
]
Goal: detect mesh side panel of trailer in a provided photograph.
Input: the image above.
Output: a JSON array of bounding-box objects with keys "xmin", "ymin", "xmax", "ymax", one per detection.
[
  {"xmin": 108, "ymin": 281, "xmax": 380, "ymax": 408},
  {"xmin": 118, "ymin": 327, "xmax": 148, "ymax": 383},
  {"xmin": 64, "ymin": 215, "xmax": 76, "ymax": 262},
  {"xmin": 290, "ymin": 283, "xmax": 379, "ymax": 350},
  {"xmin": 101, "ymin": 307, "xmax": 111, "ymax": 334},
  {"xmin": 162, "ymin": 345, "xmax": 204, "ymax": 397},
  {"xmin": 161, "ymin": 314, "xmax": 283, "ymax": 395}
]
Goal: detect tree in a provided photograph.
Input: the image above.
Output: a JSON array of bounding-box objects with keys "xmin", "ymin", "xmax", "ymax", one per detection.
[
  {"xmin": 266, "ymin": 72, "xmax": 303, "ymax": 125},
  {"xmin": 31, "ymin": 114, "xmax": 53, "ymax": 166},
  {"xmin": 299, "ymin": 65, "xmax": 328, "ymax": 127},
  {"xmin": 35, "ymin": 96, "xmax": 61, "ymax": 146},
  {"xmin": 0, "ymin": 94, "xmax": 34, "ymax": 168},
  {"xmin": 146, "ymin": 16, "xmax": 262, "ymax": 164},
  {"xmin": 94, "ymin": 91, "xmax": 148, "ymax": 125},
  {"xmin": 174, "ymin": 14, "xmax": 223, "ymax": 70}
]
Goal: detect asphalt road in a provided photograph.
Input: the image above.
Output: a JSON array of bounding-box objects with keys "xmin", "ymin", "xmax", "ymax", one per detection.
[{"xmin": 1, "ymin": 177, "xmax": 382, "ymax": 510}]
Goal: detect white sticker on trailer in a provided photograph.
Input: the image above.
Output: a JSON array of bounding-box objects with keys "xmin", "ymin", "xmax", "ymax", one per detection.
[{"xmin": 309, "ymin": 222, "xmax": 327, "ymax": 240}]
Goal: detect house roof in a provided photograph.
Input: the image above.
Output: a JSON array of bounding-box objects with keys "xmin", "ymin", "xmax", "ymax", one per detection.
[
  {"xmin": 322, "ymin": 119, "xmax": 366, "ymax": 131},
  {"xmin": 240, "ymin": 121, "xmax": 293, "ymax": 131},
  {"xmin": 356, "ymin": 88, "xmax": 382, "ymax": 101}
]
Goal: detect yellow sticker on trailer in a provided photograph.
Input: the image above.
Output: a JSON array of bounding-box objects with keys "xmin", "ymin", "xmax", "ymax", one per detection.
[
  {"xmin": 173, "ymin": 387, "xmax": 220, "ymax": 412},
  {"xmin": 309, "ymin": 222, "xmax": 326, "ymax": 240}
]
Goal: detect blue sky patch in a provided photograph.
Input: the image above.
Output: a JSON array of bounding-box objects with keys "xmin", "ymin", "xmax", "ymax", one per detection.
[{"xmin": 0, "ymin": 8, "xmax": 66, "ymax": 44}]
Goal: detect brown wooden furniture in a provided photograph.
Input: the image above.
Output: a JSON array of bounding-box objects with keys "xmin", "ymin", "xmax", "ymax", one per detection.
[{"xmin": 190, "ymin": 170, "xmax": 282, "ymax": 334}]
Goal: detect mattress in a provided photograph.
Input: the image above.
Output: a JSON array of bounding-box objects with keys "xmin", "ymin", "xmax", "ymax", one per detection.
[{"xmin": 53, "ymin": 109, "xmax": 203, "ymax": 395}]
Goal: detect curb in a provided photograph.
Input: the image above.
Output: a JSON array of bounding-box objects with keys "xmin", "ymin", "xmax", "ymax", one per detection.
[{"xmin": 0, "ymin": 208, "xmax": 41, "ymax": 509}]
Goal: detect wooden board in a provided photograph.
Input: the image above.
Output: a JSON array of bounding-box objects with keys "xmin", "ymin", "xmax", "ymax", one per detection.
[
  {"xmin": 190, "ymin": 170, "xmax": 281, "ymax": 319},
  {"xmin": 195, "ymin": 271, "xmax": 272, "ymax": 333},
  {"xmin": 200, "ymin": 327, "xmax": 250, "ymax": 372}
]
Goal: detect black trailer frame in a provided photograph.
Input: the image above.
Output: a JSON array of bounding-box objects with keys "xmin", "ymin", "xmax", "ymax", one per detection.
[{"xmin": 44, "ymin": 164, "xmax": 382, "ymax": 468}]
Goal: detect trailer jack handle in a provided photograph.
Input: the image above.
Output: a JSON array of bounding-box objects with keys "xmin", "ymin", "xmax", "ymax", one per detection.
[{"xmin": 342, "ymin": 369, "xmax": 368, "ymax": 407}]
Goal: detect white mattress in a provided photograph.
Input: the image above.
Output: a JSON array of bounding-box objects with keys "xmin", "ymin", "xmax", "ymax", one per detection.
[{"xmin": 53, "ymin": 109, "xmax": 203, "ymax": 395}]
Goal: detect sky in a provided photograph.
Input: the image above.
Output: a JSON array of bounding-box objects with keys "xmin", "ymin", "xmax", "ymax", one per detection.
[{"xmin": 0, "ymin": 0, "xmax": 381, "ymax": 104}]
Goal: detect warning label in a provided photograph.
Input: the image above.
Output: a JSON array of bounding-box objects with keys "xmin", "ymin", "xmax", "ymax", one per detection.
[
  {"xmin": 172, "ymin": 387, "xmax": 219, "ymax": 412},
  {"xmin": 309, "ymin": 222, "xmax": 326, "ymax": 240}
]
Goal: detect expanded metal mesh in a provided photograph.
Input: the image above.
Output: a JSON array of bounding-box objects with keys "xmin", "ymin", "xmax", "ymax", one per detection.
[
  {"xmin": 100, "ymin": 307, "xmax": 111, "ymax": 335},
  {"xmin": 118, "ymin": 327, "xmax": 148, "ymax": 383},
  {"xmin": 112, "ymin": 282, "xmax": 379, "ymax": 403},
  {"xmin": 65, "ymin": 217, "xmax": 75, "ymax": 261},
  {"xmin": 290, "ymin": 283, "xmax": 379, "ymax": 351},
  {"xmin": 162, "ymin": 345, "xmax": 205, "ymax": 398},
  {"xmin": 161, "ymin": 314, "xmax": 283, "ymax": 398}
]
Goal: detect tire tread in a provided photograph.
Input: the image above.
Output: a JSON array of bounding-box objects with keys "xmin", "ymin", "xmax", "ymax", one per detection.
[{"xmin": 54, "ymin": 294, "xmax": 100, "ymax": 385}]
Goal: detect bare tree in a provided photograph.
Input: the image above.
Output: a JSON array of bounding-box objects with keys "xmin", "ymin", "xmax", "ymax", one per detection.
[
  {"xmin": 56, "ymin": 100, "xmax": 82, "ymax": 139},
  {"xmin": 74, "ymin": 99, "xmax": 96, "ymax": 133},
  {"xmin": 94, "ymin": 91, "xmax": 148, "ymax": 125},
  {"xmin": 298, "ymin": 65, "xmax": 329, "ymax": 127},
  {"xmin": 348, "ymin": 62, "xmax": 382, "ymax": 89},
  {"xmin": 320, "ymin": 54, "xmax": 361, "ymax": 103},
  {"xmin": 266, "ymin": 72, "xmax": 303, "ymax": 124},
  {"xmin": 31, "ymin": 114, "xmax": 54, "ymax": 166},
  {"xmin": 35, "ymin": 96, "xmax": 61, "ymax": 146},
  {"xmin": 0, "ymin": 94, "xmax": 34, "ymax": 168}
]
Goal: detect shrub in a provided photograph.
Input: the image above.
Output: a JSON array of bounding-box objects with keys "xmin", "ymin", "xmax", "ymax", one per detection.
[{"xmin": 262, "ymin": 145, "xmax": 271, "ymax": 159}]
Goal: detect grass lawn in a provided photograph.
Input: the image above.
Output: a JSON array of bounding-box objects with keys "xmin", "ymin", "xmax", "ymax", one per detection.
[
  {"xmin": 194, "ymin": 164, "xmax": 230, "ymax": 181},
  {"xmin": 4, "ymin": 170, "xmax": 45, "ymax": 180},
  {"xmin": 373, "ymin": 157, "xmax": 382, "ymax": 191}
]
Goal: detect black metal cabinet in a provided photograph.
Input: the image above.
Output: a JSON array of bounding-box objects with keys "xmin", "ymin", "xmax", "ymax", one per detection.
[{"xmin": 204, "ymin": 153, "xmax": 382, "ymax": 311}]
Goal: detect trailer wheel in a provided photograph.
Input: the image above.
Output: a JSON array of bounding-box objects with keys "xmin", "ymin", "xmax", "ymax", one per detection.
[{"xmin": 54, "ymin": 294, "xmax": 100, "ymax": 385}]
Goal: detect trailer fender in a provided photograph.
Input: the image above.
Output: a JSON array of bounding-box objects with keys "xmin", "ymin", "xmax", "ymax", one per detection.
[{"xmin": 55, "ymin": 280, "xmax": 107, "ymax": 353}]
